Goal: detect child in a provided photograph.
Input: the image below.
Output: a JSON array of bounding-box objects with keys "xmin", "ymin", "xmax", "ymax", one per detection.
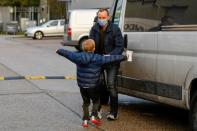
[{"xmin": 56, "ymin": 39, "xmax": 126, "ymax": 127}]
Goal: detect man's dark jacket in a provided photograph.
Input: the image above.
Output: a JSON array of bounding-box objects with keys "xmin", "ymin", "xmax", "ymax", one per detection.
[
  {"xmin": 56, "ymin": 49, "xmax": 125, "ymax": 88},
  {"xmin": 89, "ymin": 21, "xmax": 124, "ymax": 55}
]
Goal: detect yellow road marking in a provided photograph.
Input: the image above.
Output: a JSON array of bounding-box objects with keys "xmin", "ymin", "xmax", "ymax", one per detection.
[
  {"xmin": 25, "ymin": 76, "xmax": 46, "ymax": 80},
  {"xmin": 0, "ymin": 76, "xmax": 4, "ymax": 80}
]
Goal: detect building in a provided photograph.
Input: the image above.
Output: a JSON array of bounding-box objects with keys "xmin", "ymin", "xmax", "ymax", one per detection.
[
  {"xmin": 58, "ymin": 0, "xmax": 114, "ymax": 20},
  {"xmin": 0, "ymin": 0, "xmax": 48, "ymax": 32},
  {"xmin": 58, "ymin": 0, "xmax": 113, "ymax": 9},
  {"xmin": 0, "ymin": 7, "xmax": 10, "ymax": 32},
  {"xmin": 70, "ymin": 0, "xmax": 113, "ymax": 9}
]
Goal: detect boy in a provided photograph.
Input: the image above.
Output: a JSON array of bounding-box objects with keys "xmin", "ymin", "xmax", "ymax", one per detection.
[{"xmin": 56, "ymin": 39, "xmax": 126, "ymax": 127}]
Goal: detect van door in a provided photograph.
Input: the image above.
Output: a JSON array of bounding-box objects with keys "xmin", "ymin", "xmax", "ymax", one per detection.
[
  {"xmin": 155, "ymin": 0, "xmax": 197, "ymax": 102},
  {"xmin": 114, "ymin": 0, "xmax": 159, "ymax": 101}
]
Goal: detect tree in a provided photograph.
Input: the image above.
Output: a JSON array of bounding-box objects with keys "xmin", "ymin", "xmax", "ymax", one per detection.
[
  {"xmin": 0, "ymin": 0, "xmax": 40, "ymax": 6},
  {"xmin": 48, "ymin": 0, "xmax": 66, "ymax": 19}
]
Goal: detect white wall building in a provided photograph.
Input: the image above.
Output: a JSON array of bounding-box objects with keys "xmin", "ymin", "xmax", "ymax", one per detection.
[
  {"xmin": 58, "ymin": 0, "xmax": 113, "ymax": 9},
  {"xmin": 58, "ymin": 0, "xmax": 114, "ymax": 24},
  {"xmin": 0, "ymin": 7, "xmax": 11, "ymax": 31}
]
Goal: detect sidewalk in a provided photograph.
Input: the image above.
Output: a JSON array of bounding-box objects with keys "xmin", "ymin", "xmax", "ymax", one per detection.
[{"xmin": 0, "ymin": 36, "xmax": 87, "ymax": 131}]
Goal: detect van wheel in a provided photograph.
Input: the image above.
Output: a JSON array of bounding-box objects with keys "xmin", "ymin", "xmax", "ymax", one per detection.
[
  {"xmin": 75, "ymin": 38, "xmax": 88, "ymax": 51},
  {"xmin": 34, "ymin": 31, "xmax": 43, "ymax": 40},
  {"xmin": 190, "ymin": 91, "xmax": 197, "ymax": 130}
]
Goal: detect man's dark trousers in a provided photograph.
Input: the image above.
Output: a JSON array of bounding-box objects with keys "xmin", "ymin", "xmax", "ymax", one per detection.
[{"xmin": 105, "ymin": 63, "xmax": 119, "ymax": 117}]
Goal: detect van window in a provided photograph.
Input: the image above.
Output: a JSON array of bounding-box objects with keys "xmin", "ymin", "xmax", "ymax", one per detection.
[
  {"xmin": 124, "ymin": 0, "xmax": 163, "ymax": 32},
  {"xmin": 124, "ymin": 0, "xmax": 197, "ymax": 32},
  {"xmin": 113, "ymin": 0, "xmax": 123, "ymax": 25}
]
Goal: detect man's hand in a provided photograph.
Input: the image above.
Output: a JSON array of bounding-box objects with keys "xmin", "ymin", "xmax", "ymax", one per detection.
[
  {"xmin": 56, "ymin": 49, "xmax": 63, "ymax": 55},
  {"xmin": 123, "ymin": 55, "xmax": 128, "ymax": 61}
]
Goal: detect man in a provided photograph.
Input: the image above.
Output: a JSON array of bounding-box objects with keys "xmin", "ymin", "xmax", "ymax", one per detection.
[{"xmin": 89, "ymin": 8, "xmax": 124, "ymax": 120}]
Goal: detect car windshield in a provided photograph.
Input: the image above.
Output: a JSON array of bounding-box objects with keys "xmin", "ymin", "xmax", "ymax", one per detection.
[{"xmin": 40, "ymin": 21, "xmax": 51, "ymax": 27}]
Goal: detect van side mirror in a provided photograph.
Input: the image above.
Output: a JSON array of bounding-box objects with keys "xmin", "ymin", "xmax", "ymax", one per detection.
[{"xmin": 124, "ymin": 34, "xmax": 128, "ymax": 48}]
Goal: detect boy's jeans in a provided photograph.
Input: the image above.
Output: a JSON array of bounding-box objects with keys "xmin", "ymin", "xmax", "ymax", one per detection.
[{"xmin": 80, "ymin": 87, "xmax": 100, "ymax": 120}]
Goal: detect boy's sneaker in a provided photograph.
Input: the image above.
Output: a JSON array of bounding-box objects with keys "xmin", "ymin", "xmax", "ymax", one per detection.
[
  {"xmin": 90, "ymin": 116, "xmax": 102, "ymax": 126},
  {"xmin": 82, "ymin": 120, "xmax": 88, "ymax": 127},
  {"xmin": 97, "ymin": 111, "xmax": 102, "ymax": 119},
  {"xmin": 107, "ymin": 114, "xmax": 118, "ymax": 120}
]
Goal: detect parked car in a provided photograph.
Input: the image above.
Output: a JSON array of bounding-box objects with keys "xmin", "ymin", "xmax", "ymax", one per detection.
[
  {"xmin": 25, "ymin": 19, "xmax": 65, "ymax": 40},
  {"xmin": 62, "ymin": 9, "xmax": 98, "ymax": 50}
]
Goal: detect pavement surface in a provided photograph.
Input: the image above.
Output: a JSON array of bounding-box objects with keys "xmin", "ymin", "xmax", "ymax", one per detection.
[{"xmin": 0, "ymin": 35, "xmax": 190, "ymax": 131}]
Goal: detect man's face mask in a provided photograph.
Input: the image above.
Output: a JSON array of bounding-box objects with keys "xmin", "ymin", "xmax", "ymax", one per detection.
[{"xmin": 97, "ymin": 19, "xmax": 108, "ymax": 27}]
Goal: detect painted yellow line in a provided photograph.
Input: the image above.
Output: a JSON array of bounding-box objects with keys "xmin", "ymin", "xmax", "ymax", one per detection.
[
  {"xmin": 0, "ymin": 76, "xmax": 5, "ymax": 80},
  {"xmin": 64, "ymin": 76, "xmax": 76, "ymax": 80},
  {"xmin": 0, "ymin": 75, "xmax": 76, "ymax": 80},
  {"xmin": 25, "ymin": 76, "xmax": 46, "ymax": 80}
]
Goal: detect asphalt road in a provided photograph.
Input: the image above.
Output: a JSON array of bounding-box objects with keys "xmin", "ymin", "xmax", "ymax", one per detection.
[{"xmin": 0, "ymin": 35, "xmax": 189, "ymax": 131}]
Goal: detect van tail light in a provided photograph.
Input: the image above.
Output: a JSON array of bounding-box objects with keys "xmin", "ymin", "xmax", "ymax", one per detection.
[{"xmin": 67, "ymin": 27, "xmax": 72, "ymax": 37}]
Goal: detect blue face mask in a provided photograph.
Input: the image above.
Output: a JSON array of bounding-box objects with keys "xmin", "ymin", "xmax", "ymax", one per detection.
[{"xmin": 97, "ymin": 19, "xmax": 108, "ymax": 27}]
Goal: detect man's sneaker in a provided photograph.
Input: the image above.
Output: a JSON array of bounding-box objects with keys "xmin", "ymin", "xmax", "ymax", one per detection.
[
  {"xmin": 90, "ymin": 116, "xmax": 102, "ymax": 126},
  {"xmin": 107, "ymin": 114, "xmax": 118, "ymax": 120},
  {"xmin": 97, "ymin": 111, "xmax": 102, "ymax": 119},
  {"xmin": 82, "ymin": 120, "xmax": 88, "ymax": 127}
]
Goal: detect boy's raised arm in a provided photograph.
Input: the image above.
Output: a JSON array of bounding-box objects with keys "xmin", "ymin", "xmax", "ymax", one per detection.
[{"xmin": 56, "ymin": 49, "xmax": 80, "ymax": 64}]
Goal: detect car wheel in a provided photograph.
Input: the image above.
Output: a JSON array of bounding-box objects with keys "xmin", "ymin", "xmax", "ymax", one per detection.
[
  {"xmin": 190, "ymin": 91, "xmax": 197, "ymax": 131},
  {"xmin": 34, "ymin": 31, "xmax": 43, "ymax": 40}
]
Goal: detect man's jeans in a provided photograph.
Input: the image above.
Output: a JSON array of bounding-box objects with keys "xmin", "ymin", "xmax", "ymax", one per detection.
[{"xmin": 105, "ymin": 63, "xmax": 120, "ymax": 116}]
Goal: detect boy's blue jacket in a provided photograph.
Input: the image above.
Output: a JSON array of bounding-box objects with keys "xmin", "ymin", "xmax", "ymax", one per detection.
[{"xmin": 57, "ymin": 49, "xmax": 125, "ymax": 88}]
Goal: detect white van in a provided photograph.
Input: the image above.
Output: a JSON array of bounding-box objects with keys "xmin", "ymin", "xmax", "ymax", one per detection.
[
  {"xmin": 109, "ymin": 0, "xmax": 197, "ymax": 130},
  {"xmin": 62, "ymin": 9, "xmax": 98, "ymax": 50}
]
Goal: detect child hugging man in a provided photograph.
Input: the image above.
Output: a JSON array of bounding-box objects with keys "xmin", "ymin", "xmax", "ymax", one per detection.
[{"xmin": 56, "ymin": 39, "xmax": 126, "ymax": 127}]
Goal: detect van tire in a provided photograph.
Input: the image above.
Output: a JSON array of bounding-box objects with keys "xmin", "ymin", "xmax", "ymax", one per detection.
[
  {"xmin": 75, "ymin": 38, "xmax": 88, "ymax": 51},
  {"xmin": 190, "ymin": 91, "xmax": 197, "ymax": 131},
  {"xmin": 34, "ymin": 31, "xmax": 43, "ymax": 40}
]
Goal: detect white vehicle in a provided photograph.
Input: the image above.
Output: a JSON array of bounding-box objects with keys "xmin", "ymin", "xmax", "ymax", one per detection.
[
  {"xmin": 109, "ymin": 0, "xmax": 197, "ymax": 130},
  {"xmin": 62, "ymin": 9, "xmax": 98, "ymax": 50},
  {"xmin": 25, "ymin": 19, "xmax": 65, "ymax": 40}
]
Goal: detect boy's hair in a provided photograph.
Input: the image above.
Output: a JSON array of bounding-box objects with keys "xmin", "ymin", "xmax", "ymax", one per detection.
[{"xmin": 82, "ymin": 39, "xmax": 95, "ymax": 52}]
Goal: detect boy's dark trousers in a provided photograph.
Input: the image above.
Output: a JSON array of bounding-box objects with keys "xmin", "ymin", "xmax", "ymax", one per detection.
[{"xmin": 80, "ymin": 87, "xmax": 100, "ymax": 120}]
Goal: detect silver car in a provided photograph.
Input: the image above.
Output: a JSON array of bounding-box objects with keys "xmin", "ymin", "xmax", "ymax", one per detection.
[{"xmin": 25, "ymin": 19, "xmax": 65, "ymax": 40}]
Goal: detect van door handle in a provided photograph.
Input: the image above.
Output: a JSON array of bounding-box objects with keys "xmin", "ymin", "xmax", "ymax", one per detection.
[{"xmin": 124, "ymin": 34, "xmax": 128, "ymax": 48}]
